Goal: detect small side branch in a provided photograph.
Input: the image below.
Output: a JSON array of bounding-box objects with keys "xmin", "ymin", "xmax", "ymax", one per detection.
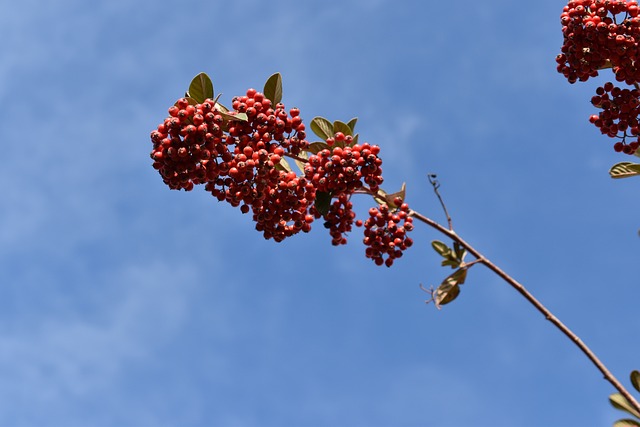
[{"xmin": 428, "ymin": 174, "xmax": 453, "ymax": 231}]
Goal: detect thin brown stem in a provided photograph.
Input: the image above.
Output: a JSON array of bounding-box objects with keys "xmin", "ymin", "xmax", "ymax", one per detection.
[
  {"xmin": 409, "ymin": 208, "xmax": 640, "ymax": 415},
  {"xmin": 428, "ymin": 174, "xmax": 453, "ymax": 230}
]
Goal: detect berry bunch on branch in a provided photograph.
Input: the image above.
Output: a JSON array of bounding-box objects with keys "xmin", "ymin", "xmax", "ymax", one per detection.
[
  {"xmin": 557, "ymin": 0, "xmax": 640, "ymax": 175},
  {"xmin": 150, "ymin": 73, "xmax": 412, "ymax": 264}
]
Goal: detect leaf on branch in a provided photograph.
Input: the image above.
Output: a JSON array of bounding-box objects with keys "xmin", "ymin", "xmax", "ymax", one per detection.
[
  {"xmin": 432, "ymin": 240, "xmax": 452, "ymax": 258},
  {"xmin": 384, "ymin": 183, "xmax": 407, "ymax": 208},
  {"xmin": 631, "ymin": 371, "xmax": 640, "ymax": 393},
  {"xmin": 308, "ymin": 142, "xmax": 330, "ymax": 154},
  {"xmin": 434, "ymin": 281, "xmax": 460, "ymax": 308},
  {"xmin": 434, "ymin": 268, "xmax": 468, "ymax": 308},
  {"xmin": 310, "ymin": 117, "xmax": 334, "ymax": 141},
  {"xmin": 275, "ymin": 156, "xmax": 293, "ymax": 173},
  {"xmin": 293, "ymin": 151, "xmax": 308, "ymax": 174},
  {"xmin": 333, "ymin": 120, "xmax": 353, "ymax": 137},
  {"xmin": 314, "ymin": 191, "xmax": 332, "ymax": 216},
  {"xmin": 187, "ymin": 72, "xmax": 214, "ymax": 104},
  {"xmin": 453, "ymin": 241, "xmax": 467, "ymax": 264},
  {"xmin": 217, "ymin": 111, "xmax": 248, "ymax": 122},
  {"xmin": 609, "ymin": 162, "xmax": 640, "ymax": 179},
  {"xmin": 610, "ymin": 393, "xmax": 640, "ymax": 418},
  {"xmin": 263, "ymin": 73, "xmax": 283, "ymax": 105},
  {"xmin": 613, "ymin": 419, "xmax": 640, "ymax": 427},
  {"xmin": 347, "ymin": 117, "xmax": 358, "ymax": 132}
]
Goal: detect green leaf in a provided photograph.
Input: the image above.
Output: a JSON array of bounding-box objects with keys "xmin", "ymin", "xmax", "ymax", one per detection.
[
  {"xmin": 217, "ymin": 110, "xmax": 248, "ymax": 123},
  {"xmin": 434, "ymin": 281, "xmax": 460, "ymax": 308},
  {"xmin": 441, "ymin": 259, "xmax": 460, "ymax": 268},
  {"xmin": 352, "ymin": 133, "xmax": 359, "ymax": 146},
  {"xmin": 631, "ymin": 371, "xmax": 640, "ymax": 393},
  {"xmin": 613, "ymin": 419, "xmax": 640, "ymax": 427},
  {"xmin": 314, "ymin": 191, "xmax": 332, "ymax": 216},
  {"xmin": 188, "ymin": 72, "xmax": 214, "ymax": 104},
  {"xmin": 453, "ymin": 241, "xmax": 467, "ymax": 264},
  {"xmin": 610, "ymin": 393, "xmax": 640, "ymax": 418},
  {"xmin": 432, "ymin": 240, "xmax": 452, "ymax": 258},
  {"xmin": 333, "ymin": 120, "xmax": 352, "ymax": 137},
  {"xmin": 347, "ymin": 117, "xmax": 358, "ymax": 132},
  {"xmin": 307, "ymin": 142, "xmax": 330, "ymax": 154},
  {"xmin": 310, "ymin": 117, "xmax": 334, "ymax": 141},
  {"xmin": 293, "ymin": 150, "xmax": 308, "ymax": 174},
  {"xmin": 610, "ymin": 162, "xmax": 640, "ymax": 179},
  {"xmin": 447, "ymin": 268, "xmax": 468, "ymax": 286},
  {"xmin": 384, "ymin": 183, "xmax": 407, "ymax": 208},
  {"xmin": 275, "ymin": 156, "xmax": 292, "ymax": 173},
  {"xmin": 434, "ymin": 268, "xmax": 468, "ymax": 308},
  {"xmin": 263, "ymin": 73, "xmax": 283, "ymax": 105}
]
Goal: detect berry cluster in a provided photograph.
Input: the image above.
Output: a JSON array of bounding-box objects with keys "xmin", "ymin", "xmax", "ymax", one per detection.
[
  {"xmin": 150, "ymin": 98, "xmax": 225, "ymax": 191},
  {"xmin": 361, "ymin": 199, "xmax": 414, "ymax": 267},
  {"xmin": 589, "ymin": 81, "xmax": 640, "ymax": 153},
  {"xmin": 556, "ymin": 0, "xmax": 640, "ymax": 85},
  {"xmin": 304, "ymin": 144, "xmax": 384, "ymax": 195},
  {"xmin": 150, "ymin": 79, "xmax": 414, "ymax": 266},
  {"xmin": 557, "ymin": 0, "xmax": 640, "ymax": 154},
  {"xmin": 321, "ymin": 194, "xmax": 357, "ymax": 246}
]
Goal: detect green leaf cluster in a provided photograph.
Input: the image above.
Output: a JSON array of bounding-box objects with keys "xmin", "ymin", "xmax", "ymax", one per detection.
[
  {"xmin": 428, "ymin": 241, "xmax": 469, "ymax": 308},
  {"xmin": 309, "ymin": 116, "xmax": 359, "ymax": 148},
  {"xmin": 432, "ymin": 240, "xmax": 466, "ymax": 269},
  {"xmin": 610, "ymin": 370, "xmax": 640, "ymax": 427}
]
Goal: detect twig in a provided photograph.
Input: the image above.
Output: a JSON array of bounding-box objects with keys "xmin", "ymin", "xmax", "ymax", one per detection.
[
  {"xmin": 428, "ymin": 174, "xmax": 453, "ymax": 230},
  {"xmin": 409, "ymin": 208, "xmax": 640, "ymax": 415}
]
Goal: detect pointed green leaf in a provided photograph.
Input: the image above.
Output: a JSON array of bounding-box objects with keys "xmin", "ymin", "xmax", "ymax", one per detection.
[
  {"xmin": 347, "ymin": 117, "xmax": 358, "ymax": 132},
  {"xmin": 188, "ymin": 72, "xmax": 214, "ymax": 104},
  {"xmin": 310, "ymin": 117, "xmax": 334, "ymax": 141},
  {"xmin": 293, "ymin": 150, "xmax": 308, "ymax": 174},
  {"xmin": 263, "ymin": 73, "xmax": 283, "ymax": 105},
  {"xmin": 333, "ymin": 120, "xmax": 353, "ymax": 137},
  {"xmin": 434, "ymin": 281, "xmax": 460, "ymax": 307},
  {"xmin": 385, "ymin": 183, "xmax": 407, "ymax": 208},
  {"xmin": 432, "ymin": 241, "xmax": 452, "ymax": 258},
  {"xmin": 372, "ymin": 188, "xmax": 389, "ymax": 206},
  {"xmin": 352, "ymin": 133, "xmax": 359, "ymax": 146},
  {"xmin": 446, "ymin": 268, "xmax": 468, "ymax": 286},
  {"xmin": 610, "ymin": 162, "xmax": 640, "ymax": 179},
  {"xmin": 631, "ymin": 371, "xmax": 640, "ymax": 393},
  {"xmin": 434, "ymin": 269, "xmax": 467, "ymax": 307},
  {"xmin": 613, "ymin": 419, "xmax": 640, "ymax": 427},
  {"xmin": 453, "ymin": 241, "xmax": 467, "ymax": 264},
  {"xmin": 610, "ymin": 393, "xmax": 640, "ymax": 418},
  {"xmin": 275, "ymin": 156, "xmax": 292, "ymax": 173},
  {"xmin": 217, "ymin": 110, "xmax": 248, "ymax": 122},
  {"xmin": 314, "ymin": 191, "xmax": 332, "ymax": 216},
  {"xmin": 307, "ymin": 142, "xmax": 330, "ymax": 154},
  {"xmin": 441, "ymin": 259, "xmax": 460, "ymax": 268}
]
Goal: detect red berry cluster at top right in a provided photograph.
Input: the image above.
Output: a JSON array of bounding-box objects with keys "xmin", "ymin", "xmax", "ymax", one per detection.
[
  {"xmin": 557, "ymin": 0, "xmax": 640, "ymax": 155},
  {"xmin": 557, "ymin": 0, "xmax": 640, "ymax": 85}
]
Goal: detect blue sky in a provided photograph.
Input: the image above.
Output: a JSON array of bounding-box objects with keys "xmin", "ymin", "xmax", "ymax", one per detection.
[{"xmin": 1, "ymin": 0, "xmax": 639, "ymax": 426}]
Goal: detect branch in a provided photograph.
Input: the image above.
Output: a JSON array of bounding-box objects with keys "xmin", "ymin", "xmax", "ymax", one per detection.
[{"xmin": 409, "ymin": 208, "xmax": 640, "ymax": 415}]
